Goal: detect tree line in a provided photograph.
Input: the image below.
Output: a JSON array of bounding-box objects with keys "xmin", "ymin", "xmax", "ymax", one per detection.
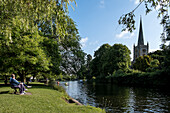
[{"xmin": 81, "ymin": 43, "xmax": 170, "ymax": 86}]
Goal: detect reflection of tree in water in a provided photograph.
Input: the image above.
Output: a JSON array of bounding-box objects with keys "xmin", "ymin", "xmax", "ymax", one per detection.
[
  {"xmin": 62, "ymin": 81, "xmax": 170, "ymax": 113},
  {"xmin": 86, "ymin": 83, "xmax": 132, "ymax": 112},
  {"xmin": 85, "ymin": 83, "xmax": 170, "ymax": 113},
  {"xmin": 131, "ymin": 87, "xmax": 169, "ymax": 112}
]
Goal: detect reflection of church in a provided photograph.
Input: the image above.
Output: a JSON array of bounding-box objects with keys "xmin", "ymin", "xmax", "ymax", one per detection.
[{"xmin": 133, "ymin": 17, "xmax": 149, "ymax": 62}]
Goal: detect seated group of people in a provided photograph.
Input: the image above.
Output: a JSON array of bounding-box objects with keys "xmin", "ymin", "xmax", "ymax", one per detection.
[{"xmin": 10, "ymin": 74, "xmax": 32, "ymax": 95}]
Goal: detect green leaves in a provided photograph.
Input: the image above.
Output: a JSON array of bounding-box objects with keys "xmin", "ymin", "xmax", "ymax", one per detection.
[
  {"xmin": 0, "ymin": 0, "xmax": 76, "ymax": 44},
  {"xmin": 119, "ymin": 13, "xmax": 136, "ymax": 32},
  {"xmin": 119, "ymin": 0, "xmax": 169, "ymax": 34},
  {"xmin": 90, "ymin": 43, "xmax": 131, "ymax": 79},
  {"xmin": 0, "ymin": 0, "xmax": 85, "ymax": 81},
  {"xmin": 133, "ymin": 55, "xmax": 153, "ymax": 71}
]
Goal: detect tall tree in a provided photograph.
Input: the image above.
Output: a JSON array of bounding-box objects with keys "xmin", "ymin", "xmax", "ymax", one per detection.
[
  {"xmin": 0, "ymin": 0, "xmax": 78, "ymax": 81},
  {"xmin": 90, "ymin": 44, "xmax": 111, "ymax": 78},
  {"xmin": 58, "ymin": 15, "xmax": 86, "ymax": 76},
  {"xmin": 90, "ymin": 43, "xmax": 131, "ymax": 79},
  {"xmin": 102, "ymin": 44, "xmax": 131, "ymax": 76},
  {"xmin": 41, "ymin": 37, "xmax": 61, "ymax": 76},
  {"xmin": 0, "ymin": 28, "xmax": 51, "ymax": 82}
]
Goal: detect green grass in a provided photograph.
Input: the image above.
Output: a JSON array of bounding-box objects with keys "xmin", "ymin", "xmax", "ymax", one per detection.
[{"xmin": 0, "ymin": 83, "xmax": 105, "ymax": 113}]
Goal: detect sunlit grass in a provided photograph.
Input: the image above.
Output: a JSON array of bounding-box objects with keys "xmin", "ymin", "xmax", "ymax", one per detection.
[{"xmin": 0, "ymin": 83, "xmax": 105, "ymax": 113}]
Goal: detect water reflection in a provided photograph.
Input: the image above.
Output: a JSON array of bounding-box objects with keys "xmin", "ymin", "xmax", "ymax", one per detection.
[{"xmin": 60, "ymin": 81, "xmax": 170, "ymax": 113}]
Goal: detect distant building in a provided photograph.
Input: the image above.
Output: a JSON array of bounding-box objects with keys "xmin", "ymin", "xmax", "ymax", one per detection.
[{"xmin": 133, "ymin": 17, "xmax": 149, "ymax": 62}]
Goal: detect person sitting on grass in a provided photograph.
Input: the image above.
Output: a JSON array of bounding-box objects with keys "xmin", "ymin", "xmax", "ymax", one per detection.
[{"xmin": 9, "ymin": 74, "xmax": 32, "ymax": 95}]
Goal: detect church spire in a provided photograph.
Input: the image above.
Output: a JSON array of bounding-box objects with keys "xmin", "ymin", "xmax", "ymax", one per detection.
[{"xmin": 138, "ymin": 16, "xmax": 144, "ymax": 46}]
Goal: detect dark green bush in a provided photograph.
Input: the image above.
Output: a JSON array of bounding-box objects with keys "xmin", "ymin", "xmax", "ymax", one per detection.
[{"xmin": 53, "ymin": 85, "xmax": 66, "ymax": 93}]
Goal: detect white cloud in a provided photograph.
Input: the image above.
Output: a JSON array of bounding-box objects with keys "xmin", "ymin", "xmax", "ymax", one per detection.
[
  {"xmin": 135, "ymin": 0, "xmax": 139, "ymax": 4},
  {"xmin": 80, "ymin": 37, "xmax": 88, "ymax": 47},
  {"xmin": 89, "ymin": 41, "xmax": 99, "ymax": 45},
  {"xmin": 130, "ymin": 0, "xmax": 139, "ymax": 5},
  {"xmin": 116, "ymin": 30, "xmax": 128, "ymax": 38},
  {"xmin": 99, "ymin": 0, "xmax": 105, "ymax": 8},
  {"xmin": 116, "ymin": 30, "xmax": 135, "ymax": 39},
  {"xmin": 149, "ymin": 48, "xmax": 160, "ymax": 53}
]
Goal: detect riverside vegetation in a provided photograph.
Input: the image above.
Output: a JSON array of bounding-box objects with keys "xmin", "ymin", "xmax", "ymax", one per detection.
[{"xmin": 85, "ymin": 44, "xmax": 170, "ymax": 87}]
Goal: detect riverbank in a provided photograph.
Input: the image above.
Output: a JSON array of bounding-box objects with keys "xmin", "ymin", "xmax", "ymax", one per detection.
[
  {"xmin": 93, "ymin": 69, "xmax": 170, "ymax": 87},
  {"xmin": 0, "ymin": 82, "xmax": 105, "ymax": 113}
]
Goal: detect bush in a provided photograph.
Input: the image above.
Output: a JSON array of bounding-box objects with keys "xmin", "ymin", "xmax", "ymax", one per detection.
[
  {"xmin": 110, "ymin": 69, "xmax": 170, "ymax": 86},
  {"xmin": 53, "ymin": 85, "xmax": 66, "ymax": 93},
  {"xmin": 48, "ymin": 79, "xmax": 56, "ymax": 87}
]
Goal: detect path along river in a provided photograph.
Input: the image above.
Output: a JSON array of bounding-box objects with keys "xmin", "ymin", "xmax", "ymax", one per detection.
[{"xmin": 60, "ymin": 81, "xmax": 170, "ymax": 113}]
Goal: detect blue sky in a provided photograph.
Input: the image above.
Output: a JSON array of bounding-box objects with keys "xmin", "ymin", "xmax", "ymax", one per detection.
[{"xmin": 68, "ymin": 0, "xmax": 167, "ymax": 60}]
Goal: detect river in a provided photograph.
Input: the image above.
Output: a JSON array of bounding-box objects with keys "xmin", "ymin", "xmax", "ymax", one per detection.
[{"xmin": 60, "ymin": 81, "xmax": 170, "ymax": 113}]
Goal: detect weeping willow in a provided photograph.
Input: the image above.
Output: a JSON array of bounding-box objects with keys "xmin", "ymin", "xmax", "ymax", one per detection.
[{"xmin": 0, "ymin": 0, "xmax": 76, "ymax": 44}]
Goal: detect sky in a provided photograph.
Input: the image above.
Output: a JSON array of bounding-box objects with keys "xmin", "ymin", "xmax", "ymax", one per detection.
[{"xmin": 68, "ymin": 0, "xmax": 168, "ymax": 60}]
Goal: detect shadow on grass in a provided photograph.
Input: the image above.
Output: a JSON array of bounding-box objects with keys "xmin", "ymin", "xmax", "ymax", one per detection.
[
  {"xmin": 0, "ymin": 83, "xmax": 61, "ymax": 93},
  {"xmin": 0, "ymin": 84, "xmax": 10, "ymax": 87},
  {"xmin": 0, "ymin": 91, "xmax": 32, "ymax": 95},
  {"xmin": 0, "ymin": 91, "xmax": 10, "ymax": 94},
  {"xmin": 0, "ymin": 83, "xmax": 50, "ymax": 89}
]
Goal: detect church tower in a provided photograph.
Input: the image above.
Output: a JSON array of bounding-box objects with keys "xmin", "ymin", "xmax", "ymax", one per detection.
[{"xmin": 133, "ymin": 16, "xmax": 149, "ymax": 61}]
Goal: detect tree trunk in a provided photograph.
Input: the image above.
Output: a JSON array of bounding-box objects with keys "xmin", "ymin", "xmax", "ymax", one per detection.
[
  {"xmin": 44, "ymin": 76, "xmax": 48, "ymax": 85},
  {"xmin": 18, "ymin": 70, "xmax": 26, "ymax": 83},
  {"xmin": 4, "ymin": 75, "xmax": 8, "ymax": 85},
  {"xmin": 32, "ymin": 72, "xmax": 37, "ymax": 82},
  {"xmin": 32, "ymin": 76, "xmax": 35, "ymax": 82},
  {"xmin": 22, "ymin": 70, "xmax": 26, "ymax": 83}
]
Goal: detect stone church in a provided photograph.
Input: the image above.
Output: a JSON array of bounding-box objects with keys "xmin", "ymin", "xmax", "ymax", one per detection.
[{"xmin": 133, "ymin": 17, "xmax": 149, "ymax": 62}]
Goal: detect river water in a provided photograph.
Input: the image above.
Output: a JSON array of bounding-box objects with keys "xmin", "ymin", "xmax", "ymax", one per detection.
[{"xmin": 60, "ymin": 81, "xmax": 170, "ymax": 113}]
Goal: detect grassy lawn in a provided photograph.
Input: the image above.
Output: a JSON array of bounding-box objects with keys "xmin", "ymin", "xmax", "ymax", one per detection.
[{"xmin": 0, "ymin": 83, "xmax": 105, "ymax": 113}]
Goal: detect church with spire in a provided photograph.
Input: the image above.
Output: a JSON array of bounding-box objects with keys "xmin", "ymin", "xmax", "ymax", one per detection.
[{"xmin": 133, "ymin": 17, "xmax": 149, "ymax": 62}]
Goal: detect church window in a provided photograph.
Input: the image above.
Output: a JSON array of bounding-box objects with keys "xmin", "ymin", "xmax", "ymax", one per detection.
[{"xmin": 143, "ymin": 49, "xmax": 146, "ymax": 52}]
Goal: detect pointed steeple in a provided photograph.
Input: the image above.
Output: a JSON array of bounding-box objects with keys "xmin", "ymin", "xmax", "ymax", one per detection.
[{"xmin": 138, "ymin": 16, "xmax": 144, "ymax": 46}]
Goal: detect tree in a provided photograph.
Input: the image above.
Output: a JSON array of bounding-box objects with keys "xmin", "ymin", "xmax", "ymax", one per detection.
[
  {"xmin": 0, "ymin": 0, "xmax": 76, "ymax": 44},
  {"xmin": 0, "ymin": 0, "xmax": 82, "ymax": 82},
  {"xmin": 86, "ymin": 54, "xmax": 92, "ymax": 72},
  {"xmin": 90, "ymin": 43, "xmax": 131, "ymax": 79},
  {"xmin": 163, "ymin": 44, "xmax": 170, "ymax": 70},
  {"xmin": 58, "ymin": 15, "xmax": 86, "ymax": 76},
  {"xmin": 133, "ymin": 55, "xmax": 153, "ymax": 71},
  {"xmin": 118, "ymin": 0, "xmax": 169, "ymax": 40},
  {"xmin": 148, "ymin": 50, "xmax": 165, "ymax": 68},
  {"xmin": 90, "ymin": 44, "xmax": 111, "ymax": 78},
  {"xmin": 150, "ymin": 59, "xmax": 160, "ymax": 68},
  {"xmin": 60, "ymin": 42, "xmax": 86, "ymax": 76},
  {"xmin": 76, "ymin": 54, "xmax": 92, "ymax": 79},
  {"xmin": 41, "ymin": 37, "xmax": 61, "ymax": 76},
  {"xmin": 0, "ymin": 29, "xmax": 51, "ymax": 82},
  {"xmin": 102, "ymin": 44, "xmax": 131, "ymax": 76}
]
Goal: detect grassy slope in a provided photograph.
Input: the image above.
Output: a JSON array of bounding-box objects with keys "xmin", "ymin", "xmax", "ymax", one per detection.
[{"xmin": 0, "ymin": 83, "xmax": 104, "ymax": 113}]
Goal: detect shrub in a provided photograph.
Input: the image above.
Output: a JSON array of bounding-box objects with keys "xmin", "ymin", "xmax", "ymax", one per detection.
[
  {"xmin": 48, "ymin": 79, "xmax": 56, "ymax": 87},
  {"xmin": 53, "ymin": 85, "xmax": 66, "ymax": 93}
]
